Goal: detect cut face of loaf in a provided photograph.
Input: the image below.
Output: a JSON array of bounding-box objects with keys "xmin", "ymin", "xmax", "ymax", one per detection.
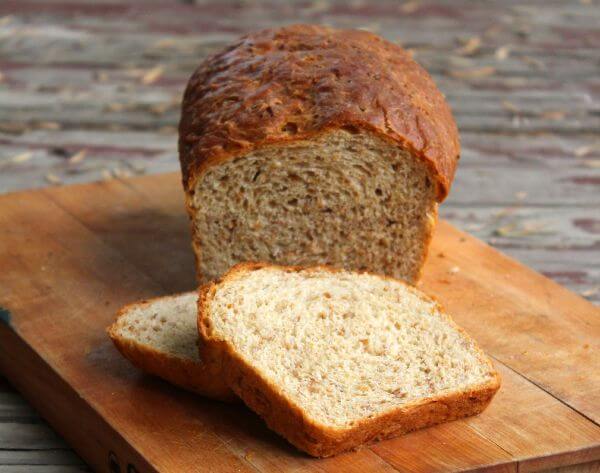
[
  {"xmin": 199, "ymin": 263, "xmax": 501, "ymax": 457},
  {"xmin": 107, "ymin": 292, "xmax": 235, "ymax": 402},
  {"xmin": 191, "ymin": 130, "xmax": 437, "ymax": 283}
]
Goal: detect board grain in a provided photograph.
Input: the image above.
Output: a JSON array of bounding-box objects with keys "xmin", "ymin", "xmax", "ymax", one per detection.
[{"xmin": 0, "ymin": 172, "xmax": 598, "ymax": 473}]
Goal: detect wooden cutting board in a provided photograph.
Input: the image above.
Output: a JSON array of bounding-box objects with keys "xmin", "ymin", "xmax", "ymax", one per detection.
[{"xmin": 0, "ymin": 173, "xmax": 598, "ymax": 473}]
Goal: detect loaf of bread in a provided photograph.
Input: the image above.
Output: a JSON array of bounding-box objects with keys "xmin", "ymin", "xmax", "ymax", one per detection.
[
  {"xmin": 107, "ymin": 292, "xmax": 235, "ymax": 402},
  {"xmin": 179, "ymin": 24, "xmax": 460, "ymax": 284},
  {"xmin": 198, "ymin": 263, "xmax": 500, "ymax": 457}
]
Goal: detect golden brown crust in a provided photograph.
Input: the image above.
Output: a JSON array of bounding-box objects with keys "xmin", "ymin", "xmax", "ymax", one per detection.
[
  {"xmin": 107, "ymin": 294, "xmax": 237, "ymax": 403},
  {"xmin": 198, "ymin": 262, "xmax": 501, "ymax": 457},
  {"xmin": 411, "ymin": 204, "xmax": 438, "ymax": 283},
  {"xmin": 179, "ymin": 24, "xmax": 460, "ymax": 202}
]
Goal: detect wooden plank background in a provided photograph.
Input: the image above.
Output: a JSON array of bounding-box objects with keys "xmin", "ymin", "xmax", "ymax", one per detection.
[{"xmin": 0, "ymin": 0, "xmax": 598, "ymax": 470}]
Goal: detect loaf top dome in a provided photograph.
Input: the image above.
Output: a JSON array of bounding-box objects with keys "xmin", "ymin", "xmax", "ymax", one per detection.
[{"xmin": 179, "ymin": 24, "xmax": 460, "ymax": 201}]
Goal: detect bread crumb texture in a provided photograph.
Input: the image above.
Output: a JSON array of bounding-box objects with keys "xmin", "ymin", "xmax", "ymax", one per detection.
[
  {"xmin": 193, "ymin": 130, "xmax": 436, "ymax": 283},
  {"xmin": 207, "ymin": 267, "xmax": 497, "ymax": 428},
  {"xmin": 111, "ymin": 292, "xmax": 200, "ymax": 361}
]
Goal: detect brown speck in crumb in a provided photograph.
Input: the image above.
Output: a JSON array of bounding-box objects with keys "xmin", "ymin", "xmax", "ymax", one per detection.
[
  {"xmin": 437, "ymin": 252, "xmax": 445, "ymax": 258},
  {"xmin": 583, "ymin": 344, "xmax": 589, "ymax": 349}
]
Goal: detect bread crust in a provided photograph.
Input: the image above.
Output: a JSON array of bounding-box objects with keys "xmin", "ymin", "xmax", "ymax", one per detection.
[
  {"xmin": 108, "ymin": 294, "xmax": 237, "ymax": 403},
  {"xmin": 198, "ymin": 262, "xmax": 501, "ymax": 457},
  {"xmin": 179, "ymin": 24, "xmax": 460, "ymax": 202}
]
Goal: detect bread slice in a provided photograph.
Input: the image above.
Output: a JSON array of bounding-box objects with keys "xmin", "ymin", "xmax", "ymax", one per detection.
[
  {"xmin": 108, "ymin": 292, "xmax": 235, "ymax": 402},
  {"xmin": 179, "ymin": 25, "xmax": 460, "ymax": 285},
  {"xmin": 198, "ymin": 263, "xmax": 501, "ymax": 457}
]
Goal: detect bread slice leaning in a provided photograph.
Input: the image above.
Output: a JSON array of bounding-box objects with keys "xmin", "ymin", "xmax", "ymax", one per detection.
[
  {"xmin": 198, "ymin": 263, "xmax": 501, "ymax": 457},
  {"xmin": 108, "ymin": 292, "xmax": 235, "ymax": 402}
]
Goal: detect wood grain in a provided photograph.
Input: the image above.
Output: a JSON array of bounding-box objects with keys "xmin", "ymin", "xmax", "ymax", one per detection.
[{"xmin": 0, "ymin": 174, "xmax": 599, "ymax": 472}]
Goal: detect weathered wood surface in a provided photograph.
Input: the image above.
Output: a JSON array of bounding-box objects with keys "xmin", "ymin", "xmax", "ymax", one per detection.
[
  {"xmin": 0, "ymin": 174, "xmax": 599, "ymax": 473},
  {"xmin": 0, "ymin": 0, "xmax": 598, "ymax": 470}
]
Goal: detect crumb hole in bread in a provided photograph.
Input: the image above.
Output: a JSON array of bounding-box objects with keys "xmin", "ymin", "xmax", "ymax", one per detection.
[{"xmin": 375, "ymin": 188, "xmax": 383, "ymax": 196}]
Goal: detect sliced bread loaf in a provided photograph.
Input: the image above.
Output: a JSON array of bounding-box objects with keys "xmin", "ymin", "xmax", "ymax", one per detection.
[
  {"xmin": 108, "ymin": 292, "xmax": 235, "ymax": 402},
  {"xmin": 198, "ymin": 263, "xmax": 500, "ymax": 457},
  {"xmin": 179, "ymin": 24, "xmax": 460, "ymax": 284}
]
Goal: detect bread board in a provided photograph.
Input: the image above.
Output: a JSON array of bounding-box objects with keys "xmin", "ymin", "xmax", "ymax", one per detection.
[{"xmin": 0, "ymin": 172, "xmax": 598, "ymax": 472}]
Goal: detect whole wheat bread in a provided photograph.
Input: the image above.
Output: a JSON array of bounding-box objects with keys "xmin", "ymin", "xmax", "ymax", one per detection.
[
  {"xmin": 179, "ymin": 24, "xmax": 460, "ymax": 284},
  {"xmin": 198, "ymin": 263, "xmax": 500, "ymax": 457},
  {"xmin": 108, "ymin": 292, "xmax": 235, "ymax": 402}
]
